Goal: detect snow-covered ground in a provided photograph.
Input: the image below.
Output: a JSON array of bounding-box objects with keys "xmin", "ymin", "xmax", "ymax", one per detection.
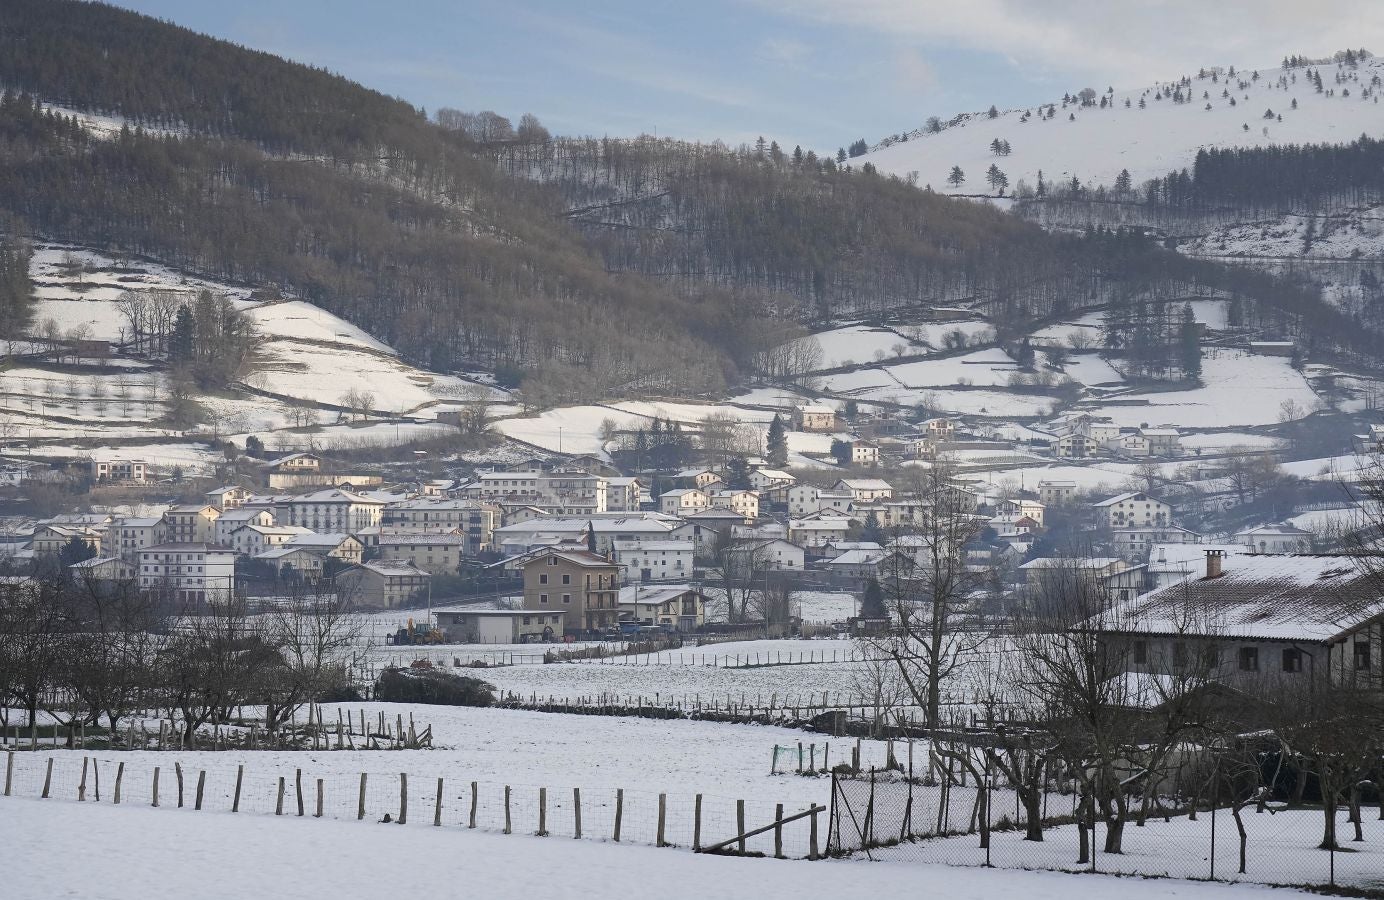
[
  {"xmin": 2, "ymin": 794, "xmax": 1324, "ymax": 900},
  {"xmin": 1080, "ymin": 351, "xmax": 1318, "ymax": 429},
  {"xmin": 864, "ymin": 57, "xmax": 1384, "ymax": 194}
]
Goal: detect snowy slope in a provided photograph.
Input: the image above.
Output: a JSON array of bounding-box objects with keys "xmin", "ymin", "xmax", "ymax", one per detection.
[{"xmin": 865, "ymin": 56, "xmax": 1384, "ymax": 194}]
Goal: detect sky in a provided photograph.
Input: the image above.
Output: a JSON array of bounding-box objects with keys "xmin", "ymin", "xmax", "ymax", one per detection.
[{"xmin": 111, "ymin": 0, "xmax": 1384, "ymax": 153}]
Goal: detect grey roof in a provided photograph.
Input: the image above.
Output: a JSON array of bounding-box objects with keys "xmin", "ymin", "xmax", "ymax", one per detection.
[{"xmin": 1090, "ymin": 554, "xmax": 1384, "ymax": 642}]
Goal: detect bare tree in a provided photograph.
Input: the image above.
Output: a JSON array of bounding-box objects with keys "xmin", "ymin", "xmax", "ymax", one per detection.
[
  {"xmin": 872, "ymin": 457, "xmax": 988, "ymax": 728},
  {"xmin": 706, "ymin": 535, "xmax": 771, "ymax": 624},
  {"xmin": 260, "ymin": 585, "xmax": 364, "ymax": 733}
]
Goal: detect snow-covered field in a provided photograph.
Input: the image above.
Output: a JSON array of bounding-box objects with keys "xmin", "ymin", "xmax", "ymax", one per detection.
[
  {"xmin": 2, "ymin": 794, "xmax": 1322, "ymax": 900},
  {"xmin": 1081, "ymin": 351, "xmax": 1319, "ymax": 429},
  {"xmin": 864, "ymin": 56, "xmax": 1384, "ymax": 194}
]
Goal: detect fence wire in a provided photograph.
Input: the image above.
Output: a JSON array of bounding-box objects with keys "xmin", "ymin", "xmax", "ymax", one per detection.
[
  {"xmin": 828, "ymin": 769, "xmax": 1384, "ymax": 891},
  {"xmin": 0, "ymin": 750, "xmax": 824, "ymax": 858}
]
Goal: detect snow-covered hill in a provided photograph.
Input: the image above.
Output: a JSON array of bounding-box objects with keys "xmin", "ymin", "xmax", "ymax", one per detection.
[{"xmin": 864, "ymin": 56, "xmax": 1384, "ymax": 194}]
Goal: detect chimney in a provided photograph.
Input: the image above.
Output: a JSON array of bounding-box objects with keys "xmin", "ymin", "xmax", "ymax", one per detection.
[{"xmin": 1205, "ymin": 549, "xmax": 1224, "ymax": 579}]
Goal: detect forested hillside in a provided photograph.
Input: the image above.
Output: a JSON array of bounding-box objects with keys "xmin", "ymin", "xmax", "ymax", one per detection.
[{"xmin": 0, "ymin": 0, "xmax": 1377, "ymax": 402}]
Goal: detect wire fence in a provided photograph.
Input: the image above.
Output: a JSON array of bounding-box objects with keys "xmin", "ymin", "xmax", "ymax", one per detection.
[
  {"xmin": 0, "ymin": 750, "xmax": 826, "ymax": 859},
  {"xmin": 828, "ymin": 769, "xmax": 1384, "ymax": 892}
]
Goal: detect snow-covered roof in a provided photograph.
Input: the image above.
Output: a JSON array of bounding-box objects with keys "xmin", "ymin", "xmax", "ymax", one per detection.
[
  {"xmin": 618, "ymin": 584, "xmax": 703, "ymax": 606},
  {"xmin": 1090, "ymin": 554, "xmax": 1384, "ymax": 643},
  {"xmin": 837, "ymin": 479, "xmax": 892, "ymax": 490},
  {"xmin": 1020, "ymin": 557, "xmax": 1124, "ymax": 570},
  {"xmin": 828, "ymin": 549, "xmax": 887, "ymax": 566},
  {"xmin": 1093, "ymin": 492, "xmax": 1162, "ymax": 507},
  {"xmin": 1235, "ymin": 522, "xmax": 1312, "ymax": 538}
]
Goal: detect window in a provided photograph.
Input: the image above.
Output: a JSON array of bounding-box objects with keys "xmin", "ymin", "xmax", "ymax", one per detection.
[
  {"xmin": 1237, "ymin": 647, "xmax": 1258, "ymax": 672},
  {"xmin": 562, "ymin": 594, "xmax": 571, "ymax": 604},
  {"xmin": 1282, "ymin": 648, "xmax": 1303, "ymax": 673},
  {"xmin": 539, "ymin": 593, "xmax": 548, "ymax": 604},
  {"xmin": 1132, "ymin": 640, "xmax": 1148, "ymax": 664},
  {"xmin": 539, "ymin": 574, "xmax": 547, "ymax": 584},
  {"xmin": 562, "ymin": 574, "xmax": 571, "ymax": 585},
  {"xmin": 1355, "ymin": 642, "xmax": 1372, "ymax": 671},
  {"xmin": 547, "ymin": 557, "xmax": 557, "ymax": 566},
  {"xmin": 523, "ymin": 616, "xmax": 531, "ymax": 625}
]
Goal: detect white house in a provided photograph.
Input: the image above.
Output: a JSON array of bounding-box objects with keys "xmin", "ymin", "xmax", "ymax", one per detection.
[
  {"xmin": 788, "ymin": 516, "xmax": 852, "ymax": 549},
  {"xmin": 106, "ymin": 517, "xmax": 166, "ymax": 563},
  {"xmin": 711, "ymin": 489, "xmax": 759, "ymax": 520},
  {"xmin": 660, "ymin": 488, "xmax": 710, "ymax": 517},
  {"xmin": 137, "ymin": 543, "xmax": 237, "ymax": 604},
  {"xmin": 613, "ymin": 540, "xmax": 695, "ymax": 582},
  {"xmin": 1037, "ymin": 480, "xmax": 1079, "ymax": 506},
  {"xmin": 1093, "ymin": 492, "xmax": 1171, "ymax": 529},
  {"xmin": 1236, "ymin": 523, "xmax": 1313, "ymax": 554},
  {"xmin": 280, "ymin": 489, "xmax": 385, "ymax": 532},
  {"xmin": 835, "ymin": 478, "xmax": 893, "ymax": 503}
]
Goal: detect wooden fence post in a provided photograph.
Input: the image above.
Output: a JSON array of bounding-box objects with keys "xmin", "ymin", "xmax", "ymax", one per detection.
[
  {"xmin": 657, "ymin": 793, "xmax": 667, "ymax": 847},
  {"xmin": 398, "ymin": 773, "xmax": 408, "ymax": 825},
  {"xmin": 503, "ymin": 785, "xmax": 511, "ymax": 834},
  {"xmin": 573, "ymin": 788, "xmax": 582, "ymax": 839},
  {"xmin": 275, "ymin": 776, "xmax": 285, "ymax": 815},
  {"xmin": 316, "ymin": 779, "xmax": 324, "ymax": 818},
  {"xmin": 175, "ymin": 762, "xmax": 184, "ymax": 808},
  {"xmin": 357, "ymin": 773, "xmax": 367, "ymax": 820},
  {"xmin": 92, "ymin": 758, "xmax": 100, "ymax": 802},
  {"xmin": 295, "ymin": 768, "xmax": 305, "ymax": 816},
  {"xmin": 469, "ymin": 781, "xmax": 478, "ymax": 828},
  {"xmin": 538, "ymin": 787, "xmax": 548, "ymax": 836},
  {"xmin": 79, "ymin": 756, "xmax": 88, "ymax": 801},
  {"xmin": 114, "ymin": 762, "xmax": 124, "ymax": 805},
  {"xmin": 810, "ymin": 806, "xmax": 820, "ymax": 860},
  {"xmin": 613, "ymin": 788, "xmax": 623, "ymax": 842},
  {"xmin": 737, "ymin": 799, "xmax": 746, "ymax": 855},
  {"xmin": 774, "ymin": 803, "xmax": 784, "ymax": 858},
  {"xmin": 233, "ymin": 764, "xmax": 243, "ymax": 813},
  {"xmin": 3, "ymin": 750, "xmax": 11, "ymax": 797},
  {"xmin": 693, "ymin": 794, "xmax": 703, "ymax": 851},
  {"xmin": 152, "ymin": 766, "xmax": 160, "ymax": 807},
  {"xmin": 195, "ymin": 770, "xmax": 206, "ymax": 810},
  {"xmin": 42, "ymin": 757, "xmax": 53, "ymax": 798},
  {"xmin": 434, "ymin": 777, "xmax": 444, "ymax": 826}
]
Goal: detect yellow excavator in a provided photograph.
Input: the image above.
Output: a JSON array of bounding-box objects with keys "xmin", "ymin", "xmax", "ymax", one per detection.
[{"xmin": 389, "ymin": 617, "xmax": 445, "ymax": 645}]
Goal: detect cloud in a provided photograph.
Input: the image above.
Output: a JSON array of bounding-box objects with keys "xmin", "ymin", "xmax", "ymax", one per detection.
[
  {"xmin": 758, "ymin": 36, "xmax": 812, "ymax": 65},
  {"xmin": 892, "ymin": 47, "xmax": 937, "ymax": 94},
  {"xmin": 751, "ymin": 0, "xmax": 1384, "ymax": 84}
]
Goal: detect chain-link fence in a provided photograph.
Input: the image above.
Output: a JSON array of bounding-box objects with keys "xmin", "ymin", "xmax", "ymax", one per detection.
[
  {"xmin": 0, "ymin": 750, "xmax": 825, "ymax": 858},
  {"xmin": 828, "ymin": 768, "xmax": 1384, "ymax": 891}
]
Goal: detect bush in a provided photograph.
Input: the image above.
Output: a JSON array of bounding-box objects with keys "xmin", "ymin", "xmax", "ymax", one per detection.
[{"xmin": 373, "ymin": 664, "xmax": 495, "ymax": 707}]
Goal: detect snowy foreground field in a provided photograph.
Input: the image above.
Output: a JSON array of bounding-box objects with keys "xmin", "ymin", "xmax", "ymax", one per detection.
[{"xmin": 1, "ymin": 796, "xmax": 1317, "ymax": 900}]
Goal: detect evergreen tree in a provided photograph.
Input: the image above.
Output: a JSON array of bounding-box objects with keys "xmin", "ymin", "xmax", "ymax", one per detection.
[
  {"xmin": 861, "ymin": 511, "xmax": 883, "ymax": 544},
  {"xmin": 766, "ymin": 414, "xmax": 788, "ymax": 468},
  {"xmin": 59, "ymin": 535, "xmax": 96, "ymax": 568},
  {"xmin": 1016, "ymin": 336, "xmax": 1035, "ymax": 368},
  {"xmin": 244, "ymin": 435, "xmax": 263, "ymax": 458},
  {"xmin": 169, "ymin": 304, "xmax": 194, "ymax": 363},
  {"xmin": 586, "ymin": 522, "xmax": 598, "ymax": 554},
  {"xmin": 725, "ymin": 455, "xmax": 751, "ymax": 490},
  {"xmin": 1179, "ymin": 303, "xmax": 1202, "ymax": 380},
  {"xmin": 1113, "ymin": 168, "xmax": 1132, "ymax": 195},
  {"xmin": 859, "ymin": 577, "xmax": 887, "ymax": 618},
  {"xmin": 946, "ymin": 165, "xmax": 965, "ymax": 187},
  {"xmin": 830, "ymin": 438, "xmax": 853, "ymax": 467}
]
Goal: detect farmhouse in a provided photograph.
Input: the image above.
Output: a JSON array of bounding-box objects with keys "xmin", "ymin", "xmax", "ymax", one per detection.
[
  {"xmin": 1092, "ymin": 551, "xmax": 1384, "ymax": 694},
  {"xmin": 334, "ymin": 559, "xmax": 431, "ymax": 608},
  {"xmin": 792, "ymin": 404, "xmax": 837, "ymax": 432},
  {"xmin": 1093, "ymin": 492, "xmax": 1171, "ymax": 529}
]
